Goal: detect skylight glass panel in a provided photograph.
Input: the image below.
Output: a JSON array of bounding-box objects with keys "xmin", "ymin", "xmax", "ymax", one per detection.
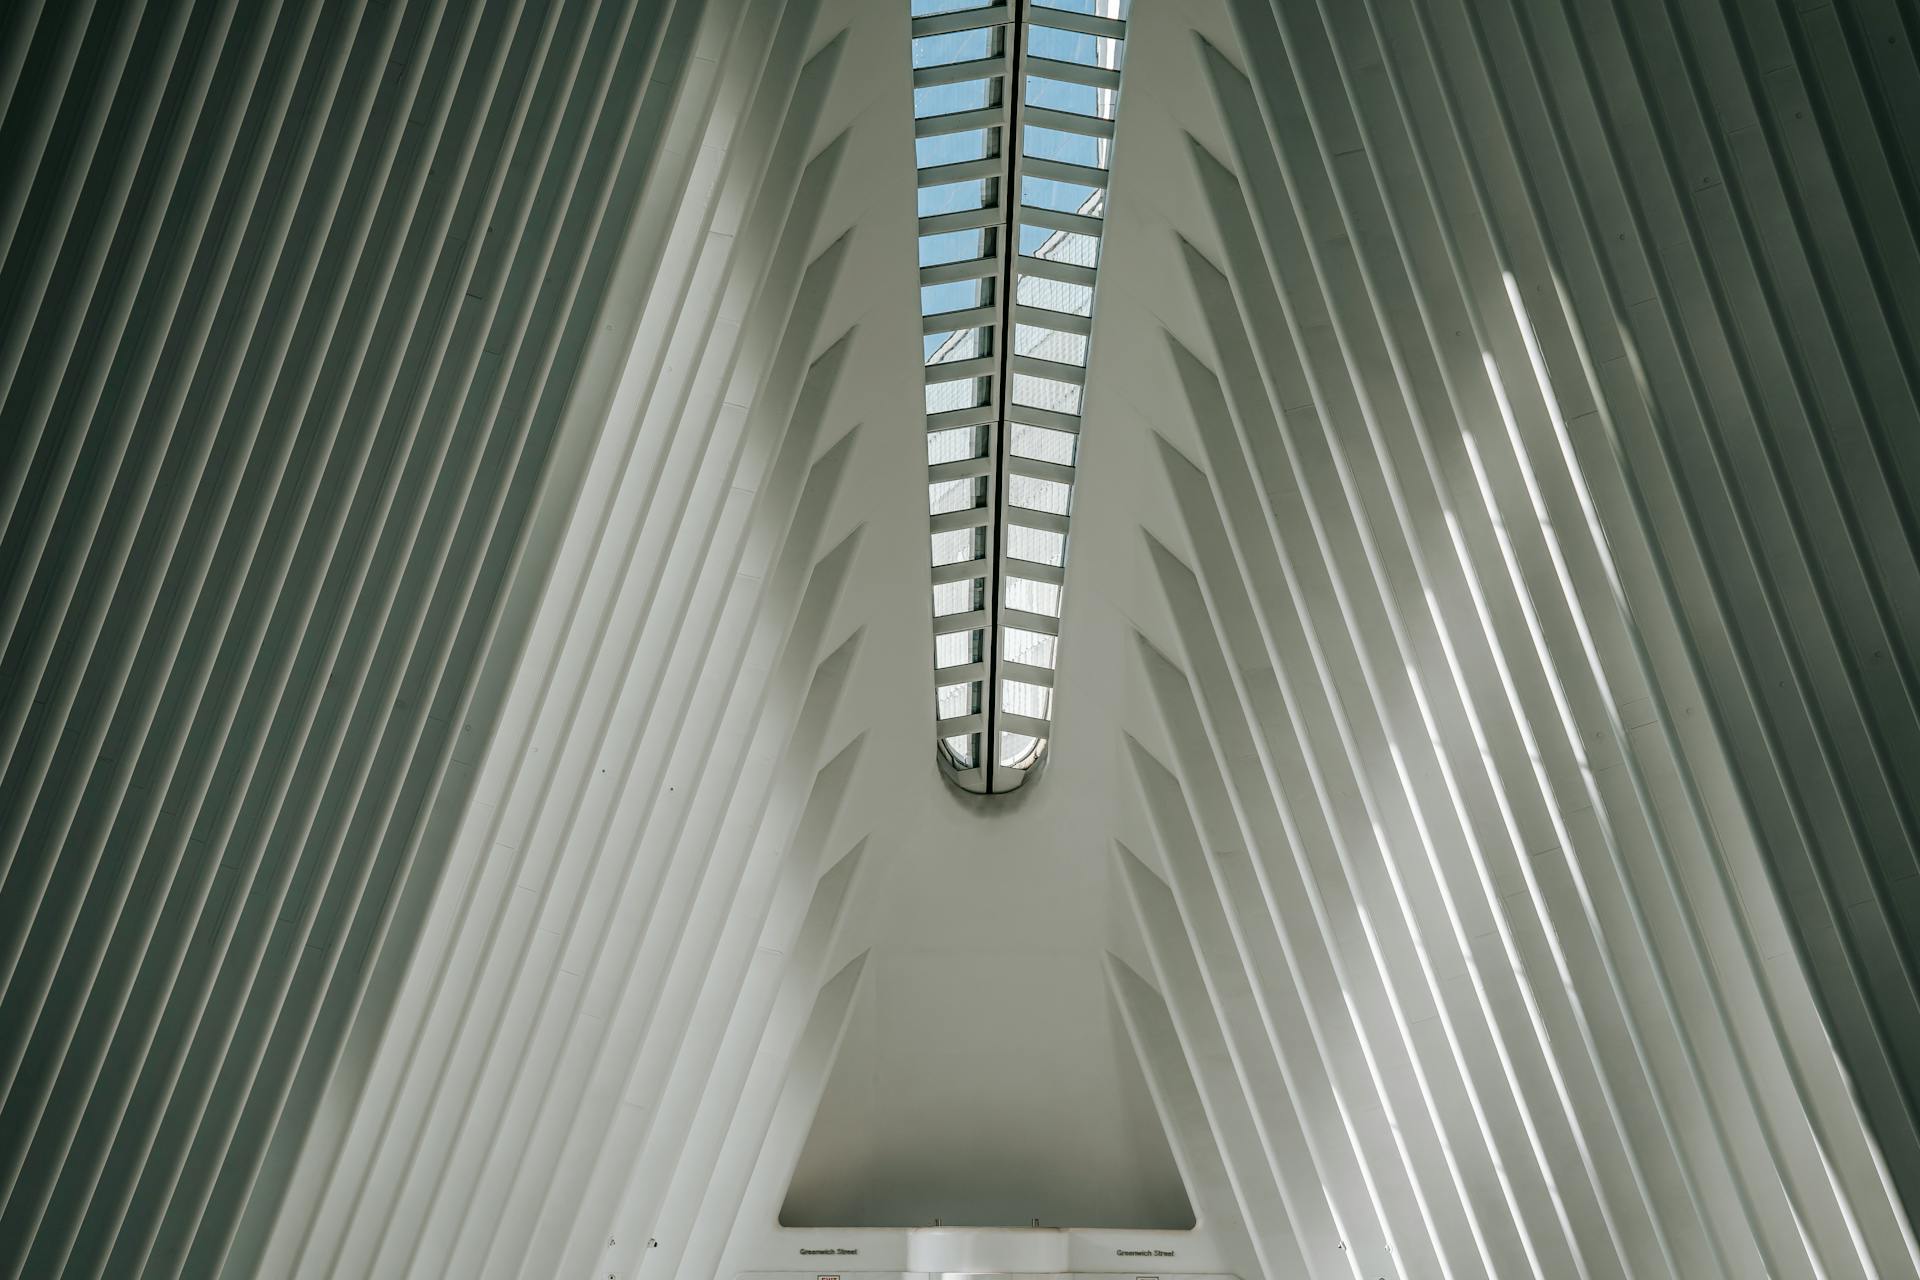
[
  {"xmin": 925, "ymin": 328, "xmax": 985, "ymax": 363},
  {"xmin": 1023, "ymin": 125, "xmax": 1103, "ymax": 167},
  {"xmin": 925, "ymin": 376, "xmax": 989, "ymax": 414},
  {"xmin": 1009, "ymin": 421, "xmax": 1077, "ymax": 465},
  {"xmin": 1015, "ymin": 275, "xmax": 1093, "ymax": 316},
  {"xmin": 932, "ymin": 528, "xmax": 982, "ymax": 566},
  {"xmin": 914, "ymin": 28, "xmax": 995, "ymax": 67},
  {"xmin": 999, "ymin": 732, "xmax": 1044, "ymax": 768},
  {"xmin": 918, "ymin": 129, "xmax": 995, "ymax": 167},
  {"xmin": 915, "ymin": 79, "xmax": 996, "ymax": 118},
  {"xmin": 1019, "ymin": 225, "xmax": 1100, "ymax": 264},
  {"xmin": 1010, "ymin": 373, "xmax": 1082, "ymax": 415},
  {"xmin": 936, "ymin": 629, "xmax": 981, "ymax": 668},
  {"xmin": 1004, "ymin": 626, "xmax": 1058, "ymax": 668},
  {"xmin": 1002, "ymin": 680, "xmax": 1053, "ymax": 719},
  {"xmin": 1022, "ymin": 176, "xmax": 1102, "ymax": 214},
  {"xmin": 938, "ymin": 682, "xmax": 980, "ymax": 718},
  {"xmin": 1005, "ymin": 577, "xmax": 1061, "ymax": 616},
  {"xmin": 1009, "ymin": 473, "xmax": 1072, "ymax": 515},
  {"xmin": 921, "ymin": 228, "xmax": 988, "ymax": 266},
  {"xmin": 934, "ymin": 578, "xmax": 984, "ymax": 616},
  {"xmin": 920, "ymin": 179, "xmax": 993, "ymax": 216},
  {"xmin": 1028, "ymin": 25, "xmax": 1124, "ymax": 68},
  {"xmin": 922, "ymin": 279, "xmax": 989, "ymax": 316},
  {"xmin": 1015, "ymin": 325, "xmax": 1088, "ymax": 366},
  {"xmin": 910, "ymin": 0, "xmax": 1127, "ymax": 793},
  {"xmin": 1006, "ymin": 525, "xmax": 1066, "ymax": 567},
  {"xmin": 930, "ymin": 475, "xmax": 987, "ymax": 514},
  {"xmin": 1024, "ymin": 75, "xmax": 1109, "ymax": 118},
  {"xmin": 928, "ymin": 425, "xmax": 986, "ymax": 463}
]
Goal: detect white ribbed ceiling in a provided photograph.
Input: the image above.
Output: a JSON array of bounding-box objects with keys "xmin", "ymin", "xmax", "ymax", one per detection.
[{"xmin": 1, "ymin": 0, "xmax": 1917, "ymax": 1276}]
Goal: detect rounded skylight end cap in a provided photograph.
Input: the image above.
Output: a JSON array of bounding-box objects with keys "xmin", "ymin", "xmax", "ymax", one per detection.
[{"xmin": 935, "ymin": 738, "xmax": 1047, "ymax": 795}]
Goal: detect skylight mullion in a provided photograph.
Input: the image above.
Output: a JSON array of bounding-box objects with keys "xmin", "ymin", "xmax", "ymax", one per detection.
[
  {"xmin": 1023, "ymin": 104, "xmax": 1113, "ymax": 140},
  {"xmin": 932, "ymin": 557, "xmax": 992, "ymax": 587},
  {"xmin": 942, "ymin": 660, "xmax": 989, "ymax": 685},
  {"xmin": 1011, "ymin": 352, "xmax": 1085, "ymax": 385},
  {"xmin": 969, "ymin": 2, "xmax": 1040, "ymax": 793},
  {"xmin": 1019, "ymin": 205, "xmax": 1102, "ymax": 237},
  {"xmin": 1024, "ymin": 54, "xmax": 1119, "ymax": 91},
  {"xmin": 1001, "ymin": 659, "xmax": 1055, "ymax": 689},
  {"xmin": 910, "ymin": 4, "xmax": 1014, "ymax": 38},
  {"xmin": 999, "ymin": 552, "xmax": 1063, "ymax": 585},
  {"xmin": 920, "ymin": 257, "xmax": 1000, "ymax": 288},
  {"xmin": 1002, "ymin": 403, "xmax": 1079, "ymax": 434},
  {"xmin": 998, "ymin": 502, "xmax": 1075, "ymax": 537},
  {"xmin": 998, "ymin": 710, "xmax": 1050, "ymax": 738},
  {"xmin": 916, "ymin": 156, "xmax": 1004, "ymax": 187},
  {"xmin": 930, "ymin": 507, "xmax": 994, "ymax": 536},
  {"xmin": 1012, "ymin": 254, "xmax": 1095, "ymax": 288},
  {"xmin": 934, "ymin": 608, "xmax": 991, "ymax": 636},
  {"xmin": 929, "ymin": 456, "xmax": 995, "ymax": 484},
  {"xmin": 1004, "ymin": 454, "xmax": 1075, "ymax": 485},
  {"xmin": 926, "ymin": 404, "xmax": 999, "ymax": 432},
  {"xmin": 915, "ymin": 104, "xmax": 1010, "ymax": 138},
  {"xmin": 913, "ymin": 55, "xmax": 1008, "ymax": 89},
  {"xmin": 926, "ymin": 303, "xmax": 997, "ymax": 333},
  {"xmin": 1000, "ymin": 506, "xmax": 1067, "ymax": 536},
  {"xmin": 1021, "ymin": 8, "xmax": 1124, "ymax": 39},
  {"xmin": 1012, "ymin": 302, "xmax": 1089, "ymax": 336},
  {"xmin": 1000, "ymin": 607, "xmax": 1058, "ymax": 637},
  {"xmin": 938, "ymin": 711, "xmax": 987, "ymax": 737},
  {"xmin": 925, "ymin": 354, "xmax": 997, "ymax": 383},
  {"xmin": 1020, "ymin": 155, "xmax": 1108, "ymax": 186},
  {"xmin": 918, "ymin": 206, "xmax": 1004, "ymax": 237}
]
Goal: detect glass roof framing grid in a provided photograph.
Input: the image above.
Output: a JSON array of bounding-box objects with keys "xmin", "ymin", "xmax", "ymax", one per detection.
[{"xmin": 912, "ymin": 0, "xmax": 1125, "ymax": 794}]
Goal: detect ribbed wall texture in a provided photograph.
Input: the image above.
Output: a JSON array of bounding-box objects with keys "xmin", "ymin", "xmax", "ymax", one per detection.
[
  {"xmin": 0, "ymin": 0, "xmax": 714, "ymax": 1272},
  {"xmin": 1092, "ymin": 0, "xmax": 1920, "ymax": 1275},
  {"xmin": 5, "ymin": 0, "xmax": 1920, "ymax": 1274},
  {"xmin": 230, "ymin": 2, "xmax": 895, "ymax": 1275}
]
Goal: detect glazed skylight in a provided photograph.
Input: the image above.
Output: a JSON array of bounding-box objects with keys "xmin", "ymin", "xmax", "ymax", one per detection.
[{"xmin": 911, "ymin": 0, "xmax": 1128, "ymax": 794}]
